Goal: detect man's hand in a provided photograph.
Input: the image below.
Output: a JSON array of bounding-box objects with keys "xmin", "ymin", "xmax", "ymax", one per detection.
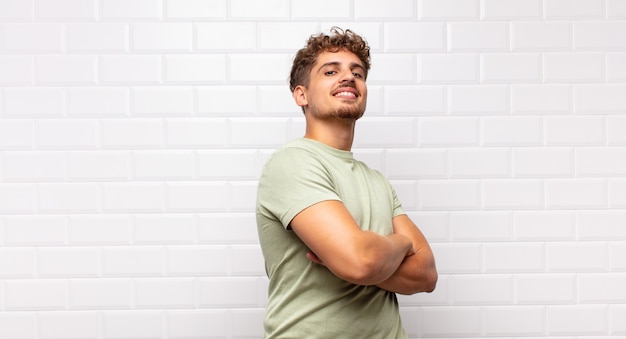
[{"xmin": 306, "ymin": 251, "xmax": 324, "ymax": 265}]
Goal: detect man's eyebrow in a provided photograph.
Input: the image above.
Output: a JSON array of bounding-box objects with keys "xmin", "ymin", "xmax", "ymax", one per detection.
[{"xmin": 316, "ymin": 61, "xmax": 365, "ymax": 73}]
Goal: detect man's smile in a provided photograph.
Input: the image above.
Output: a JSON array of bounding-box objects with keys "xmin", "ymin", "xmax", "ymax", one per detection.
[{"xmin": 332, "ymin": 87, "xmax": 359, "ymax": 99}]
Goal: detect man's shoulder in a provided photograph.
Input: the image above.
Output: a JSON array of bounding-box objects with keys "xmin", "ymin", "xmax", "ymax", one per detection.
[{"xmin": 265, "ymin": 139, "xmax": 320, "ymax": 166}]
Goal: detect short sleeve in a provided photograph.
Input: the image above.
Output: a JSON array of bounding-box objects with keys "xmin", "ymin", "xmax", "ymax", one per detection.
[
  {"xmin": 256, "ymin": 146, "xmax": 341, "ymax": 229},
  {"xmin": 390, "ymin": 184, "xmax": 405, "ymax": 218}
]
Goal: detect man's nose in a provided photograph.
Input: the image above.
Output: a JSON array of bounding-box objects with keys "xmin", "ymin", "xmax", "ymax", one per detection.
[{"xmin": 339, "ymin": 70, "xmax": 355, "ymax": 83}]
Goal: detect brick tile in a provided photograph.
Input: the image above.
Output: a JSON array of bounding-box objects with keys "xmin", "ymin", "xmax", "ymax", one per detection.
[
  {"xmin": 167, "ymin": 310, "xmax": 228, "ymax": 338},
  {"xmin": 512, "ymin": 21, "xmax": 572, "ymax": 51},
  {"xmin": 451, "ymin": 275, "xmax": 513, "ymax": 304},
  {"xmin": 511, "ymin": 85, "xmax": 572, "ymax": 115},
  {"xmin": 164, "ymin": 55, "xmax": 226, "ymax": 83},
  {"xmin": 134, "ymin": 278, "xmax": 196, "ymax": 308},
  {"xmin": 103, "ymin": 247, "xmax": 164, "ymax": 277},
  {"xmin": 36, "ymin": 0, "xmax": 96, "ymax": 20},
  {"xmin": 38, "ymin": 247, "xmax": 100, "ymax": 277},
  {"xmin": 292, "ymin": 0, "xmax": 350, "ymax": 19},
  {"xmin": 418, "ymin": 54, "xmax": 479, "ymax": 83},
  {"xmin": 0, "ymin": 184, "xmax": 36, "ymax": 214},
  {"xmin": 103, "ymin": 310, "xmax": 164, "ymax": 338},
  {"xmin": 546, "ymin": 179, "xmax": 606, "ymax": 209},
  {"xmin": 515, "ymin": 274, "xmax": 576, "ymax": 304},
  {"xmin": 574, "ymin": 21, "xmax": 626, "ymax": 50},
  {"xmin": 3, "ymin": 87, "xmax": 64, "ymax": 117},
  {"xmin": 68, "ymin": 215, "xmax": 132, "ymax": 245},
  {"xmin": 68, "ymin": 87, "xmax": 129, "ymax": 117},
  {"xmin": 356, "ymin": 0, "xmax": 414, "ymax": 19},
  {"xmin": 545, "ymin": 0, "xmax": 605, "ymax": 18},
  {"xmin": 384, "ymin": 22, "xmax": 445, "ymax": 52},
  {"xmin": 513, "ymin": 147, "xmax": 573, "ymax": 177},
  {"xmin": 0, "ymin": 120, "xmax": 34, "ymax": 149},
  {"xmin": 484, "ymin": 306, "xmax": 544, "ymax": 336},
  {"xmin": 482, "ymin": 179, "xmax": 544, "ymax": 209},
  {"xmin": 101, "ymin": 0, "xmax": 161, "ymax": 19},
  {"xmin": 5, "ymin": 280, "xmax": 67, "ymax": 310},
  {"xmin": 546, "ymin": 305, "xmax": 608, "ymax": 335},
  {"xmin": 2, "ymin": 151, "xmax": 66, "ymax": 181},
  {"xmin": 38, "ymin": 183, "xmax": 99, "ymax": 213},
  {"xmin": 0, "ymin": 56, "xmax": 32, "ymax": 84},
  {"xmin": 419, "ymin": 0, "xmax": 479, "ymax": 20},
  {"xmin": 102, "ymin": 182, "xmax": 164, "ymax": 212},
  {"xmin": 482, "ymin": 0, "xmax": 542, "ymax": 19},
  {"xmin": 450, "ymin": 211, "xmax": 512, "ymax": 241},
  {"xmin": 166, "ymin": 0, "xmax": 226, "ymax": 19},
  {"xmin": 37, "ymin": 120, "xmax": 99, "ymax": 150},
  {"xmin": 420, "ymin": 306, "xmax": 482, "ymax": 337},
  {"xmin": 134, "ymin": 214, "xmax": 195, "ymax": 244},
  {"xmin": 448, "ymin": 85, "xmax": 509, "ymax": 115},
  {"xmin": 66, "ymin": 23, "xmax": 128, "ymax": 52},
  {"xmin": 164, "ymin": 118, "xmax": 227, "ymax": 147},
  {"xmin": 230, "ymin": 0, "xmax": 288, "ymax": 19},
  {"xmin": 514, "ymin": 211, "xmax": 576, "ymax": 241},
  {"xmin": 196, "ymin": 86, "xmax": 256, "ymax": 115},
  {"xmin": 100, "ymin": 55, "xmax": 161, "ymax": 84},
  {"xmin": 4, "ymin": 215, "xmax": 66, "ymax": 245},
  {"xmin": 0, "ymin": 0, "xmax": 33, "ymax": 20},
  {"xmin": 418, "ymin": 117, "xmax": 480, "ymax": 147},
  {"xmin": 449, "ymin": 148, "xmax": 510, "ymax": 178},
  {"xmin": 259, "ymin": 22, "xmax": 320, "ymax": 51},
  {"xmin": 0, "ymin": 312, "xmax": 36, "ymax": 338},
  {"xmin": 0, "ymin": 248, "xmax": 36, "ymax": 278},
  {"xmin": 484, "ymin": 243, "xmax": 544, "ymax": 272},
  {"xmin": 546, "ymin": 242, "xmax": 608, "ymax": 272},
  {"xmin": 544, "ymin": 53, "xmax": 605, "ymax": 82},
  {"xmin": 482, "ymin": 116, "xmax": 543, "ymax": 146},
  {"xmin": 2, "ymin": 23, "xmax": 63, "ymax": 52},
  {"xmin": 39, "ymin": 311, "xmax": 100, "ymax": 338},
  {"xmin": 608, "ymin": 0, "xmax": 626, "ymax": 18},
  {"xmin": 132, "ymin": 150, "xmax": 194, "ymax": 180},
  {"xmin": 196, "ymin": 22, "xmax": 256, "ymax": 51},
  {"xmin": 448, "ymin": 22, "xmax": 509, "ymax": 52},
  {"xmin": 482, "ymin": 53, "xmax": 542, "ymax": 83},
  {"xmin": 544, "ymin": 116, "xmax": 605, "ymax": 146}
]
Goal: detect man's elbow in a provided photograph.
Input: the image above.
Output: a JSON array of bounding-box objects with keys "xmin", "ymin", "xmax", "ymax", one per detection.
[
  {"xmin": 400, "ymin": 266, "xmax": 438, "ymax": 295},
  {"xmin": 417, "ymin": 259, "xmax": 439, "ymax": 294},
  {"xmin": 423, "ymin": 268, "xmax": 438, "ymax": 293}
]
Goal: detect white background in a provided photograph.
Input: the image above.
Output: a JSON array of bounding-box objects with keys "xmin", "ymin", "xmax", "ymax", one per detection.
[{"xmin": 1, "ymin": 0, "xmax": 626, "ymax": 338}]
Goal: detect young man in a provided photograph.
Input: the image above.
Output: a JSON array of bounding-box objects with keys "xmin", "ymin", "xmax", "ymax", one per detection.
[{"xmin": 256, "ymin": 27, "xmax": 438, "ymax": 338}]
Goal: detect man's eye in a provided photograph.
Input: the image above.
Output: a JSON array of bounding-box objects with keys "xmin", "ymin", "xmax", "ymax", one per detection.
[
  {"xmin": 353, "ymin": 72, "xmax": 363, "ymax": 78},
  {"xmin": 325, "ymin": 71, "xmax": 336, "ymax": 75}
]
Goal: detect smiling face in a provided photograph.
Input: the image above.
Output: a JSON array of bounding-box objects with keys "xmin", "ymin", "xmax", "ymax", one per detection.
[{"xmin": 294, "ymin": 49, "xmax": 368, "ymax": 121}]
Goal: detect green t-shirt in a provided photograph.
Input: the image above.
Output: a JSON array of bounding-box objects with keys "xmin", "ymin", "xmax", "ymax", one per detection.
[{"xmin": 256, "ymin": 138, "xmax": 408, "ymax": 338}]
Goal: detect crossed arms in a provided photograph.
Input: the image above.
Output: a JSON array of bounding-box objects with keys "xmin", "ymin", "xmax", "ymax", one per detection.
[{"xmin": 290, "ymin": 200, "xmax": 438, "ymax": 295}]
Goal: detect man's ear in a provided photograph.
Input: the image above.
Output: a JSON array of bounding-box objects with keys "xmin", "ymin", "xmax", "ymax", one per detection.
[{"xmin": 293, "ymin": 85, "xmax": 308, "ymax": 108}]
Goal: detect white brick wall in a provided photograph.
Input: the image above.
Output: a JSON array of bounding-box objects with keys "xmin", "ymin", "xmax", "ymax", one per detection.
[{"xmin": 0, "ymin": 1, "xmax": 625, "ymax": 338}]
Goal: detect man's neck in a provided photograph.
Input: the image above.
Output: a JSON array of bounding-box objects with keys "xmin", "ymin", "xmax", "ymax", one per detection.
[{"xmin": 303, "ymin": 118, "xmax": 356, "ymax": 151}]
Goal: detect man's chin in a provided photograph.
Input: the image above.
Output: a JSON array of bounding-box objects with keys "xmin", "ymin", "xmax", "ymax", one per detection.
[{"xmin": 332, "ymin": 106, "xmax": 366, "ymax": 120}]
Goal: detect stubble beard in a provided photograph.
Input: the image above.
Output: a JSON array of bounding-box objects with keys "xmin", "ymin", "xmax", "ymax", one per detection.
[
  {"xmin": 332, "ymin": 106, "xmax": 365, "ymax": 120},
  {"xmin": 309, "ymin": 101, "xmax": 366, "ymax": 121}
]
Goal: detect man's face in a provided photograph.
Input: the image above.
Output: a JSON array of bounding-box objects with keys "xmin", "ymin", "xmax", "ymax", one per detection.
[{"xmin": 298, "ymin": 49, "xmax": 367, "ymax": 120}]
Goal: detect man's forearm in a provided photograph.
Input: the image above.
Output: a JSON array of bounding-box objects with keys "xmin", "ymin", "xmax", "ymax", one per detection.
[
  {"xmin": 375, "ymin": 214, "xmax": 438, "ymax": 295},
  {"xmin": 375, "ymin": 249, "xmax": 437, "ymax": 295},
  {"xmin": 292, "ymin": 200, "xmax": 416, "ymax": 286},
  {"xmin": 353, "ymin": 231, "xmax": 413, "ymax": 285}
]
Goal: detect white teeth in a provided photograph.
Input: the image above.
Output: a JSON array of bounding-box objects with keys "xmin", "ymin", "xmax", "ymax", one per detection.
[{"xmin": 335, "ymin": 91, "xmax": 356, "ymax": 97}]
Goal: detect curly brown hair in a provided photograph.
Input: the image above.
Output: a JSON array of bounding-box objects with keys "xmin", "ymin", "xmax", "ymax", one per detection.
[{"xmin": 289, "ymin": 27, "xmax": 371, "ymax": 93}]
